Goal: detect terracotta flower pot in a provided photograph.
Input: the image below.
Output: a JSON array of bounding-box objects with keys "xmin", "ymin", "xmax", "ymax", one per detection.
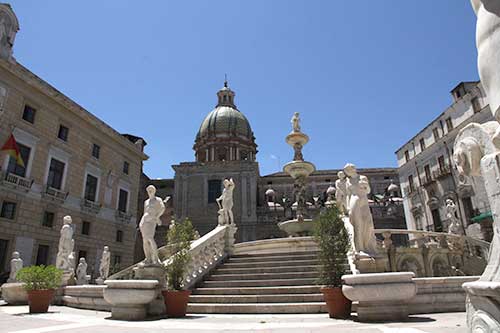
[
  {"xmin": 162, "ymin": 290, "xmax": 191, "ymax": 317},
  {"xmin": 321, "ymin": 287, "xmax": 351, "ymax": 319},
  {"xmin": 27, "ymin": 289, "xmax": 55, "ymax": 313}
]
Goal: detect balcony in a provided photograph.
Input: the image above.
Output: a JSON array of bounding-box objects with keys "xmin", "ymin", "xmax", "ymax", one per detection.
[
  {"xmin": 433, "ymin": 164, "xmax": 452, "ymax": 179},
  {"xmin": 43, "ymin": 185, "xmax": 68, "ymax": 203},
  {"xmin": 403, "ymin": 186, "xmax": 416, "ymax": 197},
  {"xmin": 422, "ymin": 175, "xmax": 435, "ymax": 187},
  {"xmin": 2, "ymin": 172, "xmax": 34, "ymax": 191},
  {"xmin": 81, "ymin": 199, "xmax": 101, "ymax": 215},
  {"xmin": 115, "ymin": 210, "xmax": 132, "ymax": 224}
]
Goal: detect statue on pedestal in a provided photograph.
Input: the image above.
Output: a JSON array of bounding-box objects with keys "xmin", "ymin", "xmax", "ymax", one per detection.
[
  {"xmin": 7, "ymin": 251, "xmax": 22, "ymax": 283},
  {"xmin": 445, "ymin": 199, "xmax": 463, "ymax": 235},
  {"xmin": 344, "ymin": 163, "xmax": 378, "ymax": 256},
  {"xmin": 76, "ymin": 258, "xmax": 89, "ymax": 285},
  {"xmin": 56, "ymin": 216, "xmax": 75, "ymax": 272},
  {"xmin": 96, "ymin": 246, "xmax": 111, "ymax": 284},
  {"xmin": 335, "ymin": 171, "xmax": 348, "ymax": 215},
  {"xmin": 291, "ymin": 112, "xmax": 301, "ymax": 133},
  {"xmin": 217, "ymin": 178, "xmax": 235, "ymax": 225},
  {"xmin": 140, "ymin": 185, "xmax": 166, "ymax": 265}
]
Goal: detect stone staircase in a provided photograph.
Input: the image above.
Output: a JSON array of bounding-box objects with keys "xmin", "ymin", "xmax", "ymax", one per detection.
[{"xmin": 188, "ymin": 250, "xmax": 329, "ymax": 314}]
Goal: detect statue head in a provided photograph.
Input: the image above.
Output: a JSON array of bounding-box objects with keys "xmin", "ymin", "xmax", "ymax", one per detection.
[
  {"xmin": 453, "ymin": 137, "xmax": 483, "ymax": 177},
  {"xmin": 103, "ymin": 246, "xmax": 109, "ymax": 252},
  {"xmin": 146, "ymin": 185, "xmax": 156, "ymax": 197},
  {"xmin": 446, "ymin": 198, "xmax": 455, "ymax": 206},
  {"xmin": 294, "ymin": 112, "xmax": 299, "ymax": 118},
  {"xmin": 343, "ymin": 163, "xmax": 357, "ymax": 177},
  {"xmin": 12, "ymin": 251, "xmax": 19, "ymax": 259},
  {"xmin": 337, "ymin": 171, "xmax": 346, "ymax": 180},
  {"xmin": 63, "ymin": 215, "xmax": 72, "ymax": 225},
  {"xmin": 79, "ymin": 257, "xmax": 86, "ymax": 264}
]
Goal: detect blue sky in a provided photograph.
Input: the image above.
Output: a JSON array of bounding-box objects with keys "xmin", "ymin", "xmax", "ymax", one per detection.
[{"xmin": 8, "ymin": 1, "xmax": 479, "ymax": 178}]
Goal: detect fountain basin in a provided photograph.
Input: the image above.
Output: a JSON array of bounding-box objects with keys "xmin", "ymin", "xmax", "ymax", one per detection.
[
  {"xmin": 103, "ymin": 280, "xmax": 158, "ymax": 321},
  {"xmin": 278, "ymin": 219, "xmax": 315, "ymax": 237},
  {"xmin": 286, "ymin": 132, "xmax": 309, "ymax": 146},
  {"xmin": 283, "ymin": 161, "xmax": 315, "ymax": 179}
]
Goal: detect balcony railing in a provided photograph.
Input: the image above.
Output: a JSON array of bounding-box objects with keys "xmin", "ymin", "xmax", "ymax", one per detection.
[
  {"xmin": 115, "ymin": 210, "xmax": 132, "ymax": 224},
  {"xmin": 81, "ymin": 199, "xmax": 101, "ymax": 214},
  {"xmin": 403, "ymin": 186, "xmax": 416, "ymax": 197},
  {"xmin": 433, "ymin": 164, "xmax": 452, "ymax": 179},
  {"xmin": 2, "ymin": 172, "xmax": 34, "ymax": 191},
  {"xmin": 43, "ymin": 185, "xmax": 68, "ymax": 202}
]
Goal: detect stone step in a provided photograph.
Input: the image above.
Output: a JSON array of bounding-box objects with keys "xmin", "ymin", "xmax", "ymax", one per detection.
[
  {"xmin": 201, "ymin": 278, "xmax": 318, "ymax": 288},
  {"xmin": 226, "ymin": 253, "xmax": 318, "ymax": 263},
  {"xmin": 215, "ymin": 264, "xmax": 321, "ymax": 275},
  {"xmin": 231, "ymin": 251, "xmax": 319, "ymax": 259},
  {"xmin": 220, "ymin": 259, "xmax": 319, "ymax": 269},
  {"xmin": 189, "ymin": 293, "xmax": 324, "ymax": 304},
  {"xmin": 207, "ymin": 271, "xmax": 318, "ymax": 281},
  {"xmin": 187, "ymin": 302, "xmax": 328, "ymax": 314},
  {"xmin": 192, "ymin": 285, "xmax": 321, "ymax": 295}
]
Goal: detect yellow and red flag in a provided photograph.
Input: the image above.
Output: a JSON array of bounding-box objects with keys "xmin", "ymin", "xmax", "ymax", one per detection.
[{"xmin": 1, "ymin": 134, "xmax": 24, "ymax": 167}]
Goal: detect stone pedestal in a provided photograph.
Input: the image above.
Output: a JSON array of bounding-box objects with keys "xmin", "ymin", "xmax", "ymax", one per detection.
[
  {"xmin": 355, "ymin": 252, "xmax": 389, "ymax": 273},
  {"xmin": 342, "ymin": 272, "xmax": 416, "ymax": 322},
  {"xmin": 133, "ymin": 264, "xmax": 166, "ymax": 316},
  {"xmin": 1, "ymin": 283, "xmax": 28, "ymax": 305},
  {"xmin": 103, "ymin": 280, "xmax": 158, "ymax": 321},
  {"xmin": 463, "ymin": 281, "xmax": 500, "ymax": 330}
]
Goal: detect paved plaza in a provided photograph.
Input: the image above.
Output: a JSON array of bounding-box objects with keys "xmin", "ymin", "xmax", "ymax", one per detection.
[{"xmin": 0, "ymin": 303, "xmax": 466, "ymax": 333}]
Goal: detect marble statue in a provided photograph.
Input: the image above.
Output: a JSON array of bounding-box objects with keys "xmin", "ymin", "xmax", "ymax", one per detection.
[
  {"xmin": 344, "ymin": 163, "xmax": 378, "ymax": 256},
  {"xmin": 139, "ymin": 185, "xmax": 166, "ymax": 265},
  {"xmin": 7, "ymin": 251, "xmax": 22, "ymax": 283},
  {"xmin": 76, "ymin": 258, "xmax": 89, "ymax": 285},
  {"xmin": 98, "ymin": 246, "xmax": 111, "ymax": 281},
  {"xmin": 455, "ymin": 1, "xmax": 500, "ymax": 330},
  {"xmin": 445, "ymin": 199, "xmax": 463, "ymax": 235},
  {"xmin": 216, "ymin": 178, "xmax": 235, "ymax": 225},
  {"xmin": 56, "ymin": 215, "xmax": 75, "ymax": 272},
  {"xmin": 335, "ymin": 171, "xmax": 348, "ymax": 214},
  {"xmin": 0, "ymin": 18, "xmax": 6, "ymax": 46},
  {"xmin": 291, "ymin": 112, "xmax": 301, "ymax": 132},
  {"xmin": 0, "ymin": 7, "xmax": 17, "ymax": 61},
  {"xmin": 68, "ymin": 251, "xmax": 76, "ymax": 271}
]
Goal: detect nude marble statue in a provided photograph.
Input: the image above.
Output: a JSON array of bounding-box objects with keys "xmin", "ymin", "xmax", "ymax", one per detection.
[
  {"xmin": 56, "ymin": 216, "xmax": 75, "ymax": 272},
  {"xmin": 139, "ymin": 185, "xmax": 165, "ymax": 265},
  {"xmin": 7, "ymin": 251, "xmax": 22, "ymax": 283},
  {"xmin": 217, "ymin": 178, "xmax": 235, "ymax": 225}
]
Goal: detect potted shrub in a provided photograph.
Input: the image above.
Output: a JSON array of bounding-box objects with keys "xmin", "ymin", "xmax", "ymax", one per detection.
[
  {"xmin": 16, "ymin": 265, "xmax": 63, "ymax": 313},
  {"xmin": 314, "ymin": 204, "xmax": 352, "ymax": 319},
  {"xmin": 162, "ymin": 218, "xmax": 196, "ymax": 317}
]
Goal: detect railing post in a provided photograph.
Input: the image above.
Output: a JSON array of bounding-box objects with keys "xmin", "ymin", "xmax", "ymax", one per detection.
[{"xmin": 224, "ymin": 224, "xmax": 238, "ymax": 256}]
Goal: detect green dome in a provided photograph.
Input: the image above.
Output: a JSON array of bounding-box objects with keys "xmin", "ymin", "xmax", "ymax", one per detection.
[{"xmin": 196, "ymin": 105, "xmax": 253, "ymax": 140}]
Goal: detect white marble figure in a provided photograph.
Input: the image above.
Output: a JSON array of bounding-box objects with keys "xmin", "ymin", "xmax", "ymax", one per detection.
[
  {"xmin": 291, "ymin": 112, "xmax": 301, "ymax": 133},
  {"xmin": 99, "ymin": 246, "xmax": 111, "ymax": 281},
  {"xmin": 76, "ymin": 258, "xmax": 89, "ymax": 285},
  {"xmin": 139, "ymin": 185, "xmax": 165, "ymax": 265},
  {"xmin": 445, "ymin": 199, "xmax": 463, "ymax": 235},
  {"xmin": 7, "ymin": 251, "xmax": 22, "ymax": 283},
  {"xmin": 56, "ymin": 216, "xmax": 75, "ymax": 272},
  {"xmin": 0, "ymin": 18, "xmax": 6, "ymax": 45},
  {"xmin": 68, "ymin": 251, "xmax": 76, "ymax": 271},
  {"xmin": 344, "ymin": 163, "xmax": 378, "ymax": 256},
  {"xmin": 335, "ymin": 171, "xmax": 348, "ymax": 215},
  {"xmin": 216, "ymin": 178, "xmax": 235, "ymax": 225}
]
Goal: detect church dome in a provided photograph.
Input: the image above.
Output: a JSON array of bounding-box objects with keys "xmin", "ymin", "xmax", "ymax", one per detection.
[{"xmin": 193, "ymin": 81, "xmax": 257, "ymax": 163}]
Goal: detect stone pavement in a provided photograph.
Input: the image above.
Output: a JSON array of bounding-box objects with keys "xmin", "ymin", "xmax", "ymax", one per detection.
[{"xmin": 0, "ymin": 304, "xmax": 467, "ymax": 333}]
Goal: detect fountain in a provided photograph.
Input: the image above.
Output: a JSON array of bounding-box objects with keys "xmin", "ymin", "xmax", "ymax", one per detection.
[{"xmin": 277, "ymin": 112, "xmax": 316, "ymax": 236}]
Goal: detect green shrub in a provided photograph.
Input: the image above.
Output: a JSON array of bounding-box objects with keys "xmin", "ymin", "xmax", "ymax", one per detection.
[
  {"xmin": 165, "ymin": 218, "xmax": 196, "ymax": 290},
  {"xmin": 16, "ymin": 265, "xmax": 63, "ymax": 291},
  {"xmin": 314, "ymin": 205, "xmax": 350, "ymax": 288}
]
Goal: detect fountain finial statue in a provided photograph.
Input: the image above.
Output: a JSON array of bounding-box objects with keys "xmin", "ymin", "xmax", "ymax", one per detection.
[{"xmin": 291, "ymin": 112, "xmax": 301, "ymax": 133}]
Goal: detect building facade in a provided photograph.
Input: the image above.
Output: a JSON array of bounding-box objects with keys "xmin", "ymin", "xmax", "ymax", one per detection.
[
  {"xmin": 162, "ymin": 81, "xmax": 406, "ymax": 243},
  {"xmin": 0, "ymin": 4, "xmax": 147, "ymax": 280},
  {"xmin": 395, "ymin": 81, "xmax": 493, "ymax": 238}
]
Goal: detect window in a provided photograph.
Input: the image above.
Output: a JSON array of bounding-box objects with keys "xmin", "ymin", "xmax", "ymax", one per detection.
[
  {"xmin": 438, "ymin": 155, "xmax": 446, "ymax": 172},
  {"xmin": 82, "ymin": 221, "xmax": 91, "ymax": 235},
  {"xmin": 433, "ymin": 128, "xmax": 440, "ymax": 141},
  {"xmin": 408, "ymin": 175, "xmax": 415, "ymax": 192},
  {"xmin": 0, "ymin": 201, "xmax": 16, "ymax": 219},
  {"xmin": 116, "ymin": 230, "xmax": 123, "ymax": 242},
  {"xmin": 42, "ymin": 211, "xmax": 54, "ymax": 228},
  {"xmin": 431, "ymin": 209, "xmax": 443, "ymax": 232},
  {"xmin": 113, "ymin": 255, "xmax": 121, "ymax": 266},
  {"xmin": 217, "ymin": 148, "xmax": 227, "ymax": 161},
  {"xmin": 445, "ymin": 118, "xmax": 454, "ymax": 132},
  {"xmin": 84, "ymin": 174, "xmax": 98, "ymax": 202},
  {"xmin": 240, "ymin": 150, "xmax": 248, "ymax": 161},
  {"xmin": 404, "ymin": 150, "xmax": 410, "ymax": 163},
  {"xmin": 22, "ymin": 105, "xmax": 36, "ymax": 124},
  {"xmin": 424, "ymin": 165, "xmax": 432, "ymax": 183},
  {"xmin": 92, "ymin": 144, "xmax": 100, "ymax": 159},
  {"xmin": 78, "ymin": 250, "xmax": 87, "ymax": 260},
  {"xmin": 0, "ymin": 239, "xmax": 9, "ymax": 273},
  {"xmin": 58, "ymin": 125, "xmax": 69, "ymax": 141},
  {"xmin": 419, "ymin": 138, "xmax": 426, "ymax": 152},
  {"xmin": 6, "ymin": 143, "xmax": 31, "ymax": 177},
  {"xmin": 118, "ymin": 189, "xmax": 129, "ymax": 213},
  {"xmin": 462, "ymin": 197, "xmax": 475, "ymax": 220},
  {"xmin": 47, "ymin": 158, "xmax": 65, "ymax": 190},
  {"xmin": 208, "ymin": 179, "xmax": 222, "ymax": 203},
  {"xmin": 123, "ymin": 161, "xmax": 129, "ymax": 175},
  {"xmin": 472, "ymin": 97, "xmax": 481, "ymax": 113},
  {"xmin": 35, "ymin": 245, "xmax": 50, "ymax": 265}
]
